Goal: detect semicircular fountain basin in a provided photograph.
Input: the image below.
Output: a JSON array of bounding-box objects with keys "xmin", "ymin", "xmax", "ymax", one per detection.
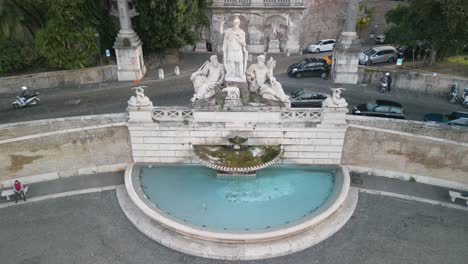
[
  {"xmin": 125, "ymin": 164, "xmax": 351, "ymax": 250},
  {"xmin": 192, "ymin": 145, "xmax": 282, "ymax": 173}
]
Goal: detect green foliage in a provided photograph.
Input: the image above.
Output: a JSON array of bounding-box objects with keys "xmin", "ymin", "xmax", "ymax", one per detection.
[
  {"xmin": 356, "ymin": 3, "xmax": 374, "ymax": 31},
  {"xmin": 385, "ymin": 0, "xmax": 468, "ymax": 61},
  {"xmin": 135, "ymin": 0, "xmax": 210, "ymax": 52},
  {"xmin": 0, "ymin": 39, "xmax": 38, "ymax": 74},
  {"xmin": 0, "ymin": 0, "xmax": 47, "ymax": 41},
  {"xmin": 35, "ymin": 20, "xmax": 97, "ymax": 69},
  {"xmin": 35, "ymin": 0, "xmax": 115, "ymax": 69}
]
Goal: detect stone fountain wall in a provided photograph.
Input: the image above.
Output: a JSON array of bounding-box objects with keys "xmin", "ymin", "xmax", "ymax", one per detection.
[{"xmin": 128, "ymin": 107, "xmax": 347, "ymax": 165}]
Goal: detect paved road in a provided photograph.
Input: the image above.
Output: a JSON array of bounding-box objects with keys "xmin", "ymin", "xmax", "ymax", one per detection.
[
  {"xmin": 0, "ymin": 190, "xmax": 467, "ymax": 264},
  {"xmin": 0, "ymin": 53, "xmax": 465, "ymax": 124}
]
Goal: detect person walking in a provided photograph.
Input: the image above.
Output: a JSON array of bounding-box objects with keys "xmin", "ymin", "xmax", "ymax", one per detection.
[
  {"xmin": 14, "ymin": 180, "xmax": 27, "ymax": 203},
  {"xmin": 385, "ymin": 72, "xmax": 392, "ymax": 92}
]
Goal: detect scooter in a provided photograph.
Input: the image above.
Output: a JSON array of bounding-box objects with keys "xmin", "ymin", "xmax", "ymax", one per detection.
[
  {"xmin": 380, "ymin": 76, "xmax": 388, "ymax": 94},
  {"xmin": 12, "ymin": 90, "xmax": 40, "ymax": 109},
  {"xmin": 448, "ymin": 84, "xmax": 458, "ymax": 104},
  {"xmin": 462, "ymin": 88, "xmax": 468, "ymax": 107}
]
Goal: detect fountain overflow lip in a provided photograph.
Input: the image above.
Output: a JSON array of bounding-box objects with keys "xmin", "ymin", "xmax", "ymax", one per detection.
[{"xmin": 125, "ymin": 163, "xmax": 350, "ymax": 243}]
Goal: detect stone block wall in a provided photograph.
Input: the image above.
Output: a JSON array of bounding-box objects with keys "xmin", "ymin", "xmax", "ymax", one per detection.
[
  {"xmin": 342, "ymin": 117, "xmax": 468, "ymax": 186},
  {"xmin": 358, "ymin": 67, "xmax": 468, "ymax": 96},
  {"xmin": 128, "ymin": 122, "xmax": 346, "ymax": 165},
  {"xmin": 0, "ymin": 65, "xmax": 118, "ymax": 94}
]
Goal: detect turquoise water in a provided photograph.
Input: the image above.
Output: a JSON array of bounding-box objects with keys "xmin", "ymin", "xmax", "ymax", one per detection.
[{"xmin": 140, "ymin": 165, "xmax": 335, "ymax": 232}]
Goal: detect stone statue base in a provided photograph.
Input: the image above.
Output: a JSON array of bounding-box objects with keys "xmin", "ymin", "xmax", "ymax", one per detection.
[
  {"xmin": 333, "ymin": 32, "xmax": 361, "ymax": 84},
  {"xmin": 268, "ymin": 39, "xmax": 281, "ymax": 53},
  {"xmin": 192, "ymin": 98, "xmax": 216, "ymax": 109},
  {"xmin": 223, "ymin": 98, "xmax": 243, "ymax": 109}
]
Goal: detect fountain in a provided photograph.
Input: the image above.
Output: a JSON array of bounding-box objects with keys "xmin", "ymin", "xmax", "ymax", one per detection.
[{"xmin": 119, "ymin": 17, "xmax": 357, "ymax": 260}]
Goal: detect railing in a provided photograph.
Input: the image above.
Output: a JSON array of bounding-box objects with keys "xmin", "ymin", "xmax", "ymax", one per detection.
[
  {"xmin": 223, "ymin": 0, "xmax": 251, "ymax": 6},
  {"xmin": 152, "ymin": 107, "xmax": 322, "ymax": 123},
  {"xmin": 280, "ymin": 109, "xmax": 322, "ymax": 122},
  {"xmin": 152, "ymin": 107, "xmax": 193, "ymax": 121},
  {"xmin": 263, "ymin": 0, "xmax": 304, "ymax": 6},
  {"xmin": 213, "ymin": 0, "xmax": 305, "ymax": 7}
]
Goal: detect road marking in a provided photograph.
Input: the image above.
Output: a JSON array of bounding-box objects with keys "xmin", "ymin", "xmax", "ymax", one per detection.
[
  {"xmin": 357, "ymin": 188, "xmax": 468, "ymax": 212},
  {"xmin": 0, "ymin": 185, "xmax": 117, "ymax": 209}
]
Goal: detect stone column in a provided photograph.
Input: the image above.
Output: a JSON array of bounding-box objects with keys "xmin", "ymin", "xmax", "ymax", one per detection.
[
  {"xmin": 332, "ymin": 0, "xmax": 361, "ymax": 84},
  {"xmin": 114, "ymin": 0, "xmax": 147, "ymax": 81}
]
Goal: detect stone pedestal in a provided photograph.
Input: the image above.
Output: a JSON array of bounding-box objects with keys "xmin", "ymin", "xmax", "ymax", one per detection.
[
  {"xmin": 320, "ymin": 107, "xmax": 349, "ymax": 126},
  {"xmin": 114, "ymin": 0, "xmax": 146, "ymax": 81},
  {"xmin": 268, "ymin": 39, "xmax": 281, "ymax": 53},
  {"xmin": 332, "ymin": 32, "xmax": 361, "ymax": 84},
  {"xmin": 127, "ymin": 106, "xmax": 153, "ymax": 123},
  {"xmin": 194, "ymin": 41, "xmax": 207, "ymax": 52},
  {"xmin": 114, "ymin": 33, "xmax": 147, "ymax": 81}
]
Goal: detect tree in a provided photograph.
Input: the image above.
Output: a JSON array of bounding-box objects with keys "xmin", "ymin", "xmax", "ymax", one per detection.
[
  {"xmin": 35, "ymin": 0, "xmax": 115, "ymax": 69},
  {"xmin": 135, "ymin": 0, "xmax": 210, "ymax": 52},
  {"xmin": 0, "ymin": 0, "xmax": 47, "ymax": 41},
  {"xmin": 385, "ymin": 0, "xmax": 468, "ymax": 65},
  {"xmin": 356, "ymin": 3, "xmax": 374, "ymax": 35}
]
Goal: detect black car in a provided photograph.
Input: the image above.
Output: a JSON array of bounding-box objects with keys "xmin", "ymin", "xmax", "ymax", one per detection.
[
  {"xmin": 287, "ymin": 58, "xmax": 330, "ymax": 79},
  {"xmin": 396, "ymin": 45, "xmax": 413, "ymax": 58},
  {"xmin": 424, "ymin": 111, "xmax": 468, "ymax": 127},
  {"xmin": 289, "ymin": 88, "xmax": 329, "ymax": 108},
  {"xmin": 352, "ymin": 100, "xmax": 405, "ymax": 119}
]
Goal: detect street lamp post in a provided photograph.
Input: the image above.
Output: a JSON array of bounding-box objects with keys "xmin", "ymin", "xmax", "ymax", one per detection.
[{"xmin": 95, "ymin": 32, "xmax": 104, "ymax": 68}]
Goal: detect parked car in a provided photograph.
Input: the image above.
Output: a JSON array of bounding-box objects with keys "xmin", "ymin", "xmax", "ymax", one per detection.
[
  {"xmin": 287, "ymin": 58, "xmax": 330, "ymax": 79},
  {"xmin": 289, "ymin": 88, "xmax": 329, "ymax": 108},
  {"xmin": 323, "ymin": 55, "xmax": 333, "ymax": 65},
  {"xmin": 375, "ymin": 35, "xmax": 385, "ymax": 44},
  {"xmin": 424, "ymin": 111, "xmax": 468, "ymax": 127},
  {"xmin": 359, "ymin": 46, "xmax": 398, "ymax": 65},
  {"xmin": 396, "ymin": 45, "xmax": 413, "ymax": 58},
  {"xmin": 352, "ymin": 100, "xmax": 406, "ymax": 119},
  {"xmin": 307, "ymin": 39, "xmax": 336, "ymax": 53}
]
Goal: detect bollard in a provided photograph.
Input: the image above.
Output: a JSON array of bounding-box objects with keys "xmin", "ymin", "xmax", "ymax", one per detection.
[
  {"xmin": 158, "ymin": 68, "xmax": 165, "ymax": 79},
  {"xmin": 174, "ymin": 66, "xmax": 180, "ymax": 76},
  {"xmin": 286, "ymin": 49, "xmax": 291, "ymax": 57}
]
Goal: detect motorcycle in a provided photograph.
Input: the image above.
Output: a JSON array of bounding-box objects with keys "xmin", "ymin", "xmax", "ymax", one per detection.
[
  {"xmin": 12, "ymin": 90, "xmax": 40, "ymax": 109},
  {"xmin": 380, "ymin": 76, "xmax": 388, "ymax": 94},
  {"xmin": 462, "ymin": 88, "xmax": 468, "ymax": 107},
  {"xmin": 448, "ymin": 84, "xmax": 458, "ymax": 104}
]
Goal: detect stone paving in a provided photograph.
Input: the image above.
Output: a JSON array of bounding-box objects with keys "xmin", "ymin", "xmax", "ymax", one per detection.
[{"xmin": 0, "ymin": 187, "xmax": 467, "ymax": 263}]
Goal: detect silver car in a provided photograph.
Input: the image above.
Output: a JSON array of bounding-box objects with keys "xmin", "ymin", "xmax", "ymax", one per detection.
[{"xmin": 359, "ymin": 46, "xmax": 398, "ymax": 65}]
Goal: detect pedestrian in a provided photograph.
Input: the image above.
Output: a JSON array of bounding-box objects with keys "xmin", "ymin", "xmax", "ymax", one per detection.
[
  {"xmin": 385, "ymin": 72, "xmax": 392, "ymax": 91},
  {"xmin": 14, "ymin": 180, "xmax": 27, "ymax": 203}
]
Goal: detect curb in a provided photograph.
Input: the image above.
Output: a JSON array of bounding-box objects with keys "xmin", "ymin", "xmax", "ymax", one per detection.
[
  {"xmin": 0, "ymin": 163, "xmax": 127, "ymax": 188},
  {"xmin": 346, "ymin": 165, "xmax": 468, "ymax": 191}
]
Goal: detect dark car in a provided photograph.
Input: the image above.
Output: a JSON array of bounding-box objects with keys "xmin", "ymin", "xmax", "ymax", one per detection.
[
  {"xmin": 424, "ymin": 111, "xmax": 468, "ymax": 127},
  {"xmin": 289, "ymin": 88, "xmax": 329, "ymax": 108},
  {"xmin": 352, "ymin": 100, "xmax": 405, "ymax": 119},
  {"xmin": 396, "ymin": 45, "xmax": 413, "ymax": 58},
  {"xmin": 287, "ymin": 58, "xmax": 330, "ymax": 79}
]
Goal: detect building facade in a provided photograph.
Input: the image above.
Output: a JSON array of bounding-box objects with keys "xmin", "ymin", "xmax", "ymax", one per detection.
[{"xmin": 208, "ymin": 0, "xmax": 306, "ymax": 54}]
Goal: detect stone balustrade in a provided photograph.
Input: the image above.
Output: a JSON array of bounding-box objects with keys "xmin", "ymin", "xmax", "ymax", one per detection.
[
  {"xmin": 151, "ymin": 106, "xmax": 322, "ymax": 123},
  {"xmin": 211, "ymin": 0, "xmax": 305, "ymax": 7}
]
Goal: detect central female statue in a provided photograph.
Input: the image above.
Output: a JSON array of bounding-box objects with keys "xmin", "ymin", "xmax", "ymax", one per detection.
[{"xmin": 223, "ymin": 15, "xmax": 248, "ymax": 83}]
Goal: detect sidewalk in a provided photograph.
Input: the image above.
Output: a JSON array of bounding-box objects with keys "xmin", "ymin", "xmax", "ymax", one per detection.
[{"xmin": 1, "ymin": 170, "xmax": 466, "ymax": 210}]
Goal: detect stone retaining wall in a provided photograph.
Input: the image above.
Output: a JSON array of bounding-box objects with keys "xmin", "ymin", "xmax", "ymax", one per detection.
[
  {"xmin": 358, "ymin": 67, "xmax": 468, "ymax": 97},
  {"xmin": 342, "ymin": 117, "xmax": 468, "ymax": 186},
  {"xmin": 0, "ymin": 114, "xmax": 130, "ymax": 182},
  {"xmin": 0, "ymin": 65, "xmax": 117, "ymax": 93}
]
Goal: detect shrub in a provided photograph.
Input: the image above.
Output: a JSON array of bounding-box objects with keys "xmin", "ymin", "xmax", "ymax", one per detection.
[{"xmin": 0, "ymin": 40, "xmax": 38, "ymax": 74}]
